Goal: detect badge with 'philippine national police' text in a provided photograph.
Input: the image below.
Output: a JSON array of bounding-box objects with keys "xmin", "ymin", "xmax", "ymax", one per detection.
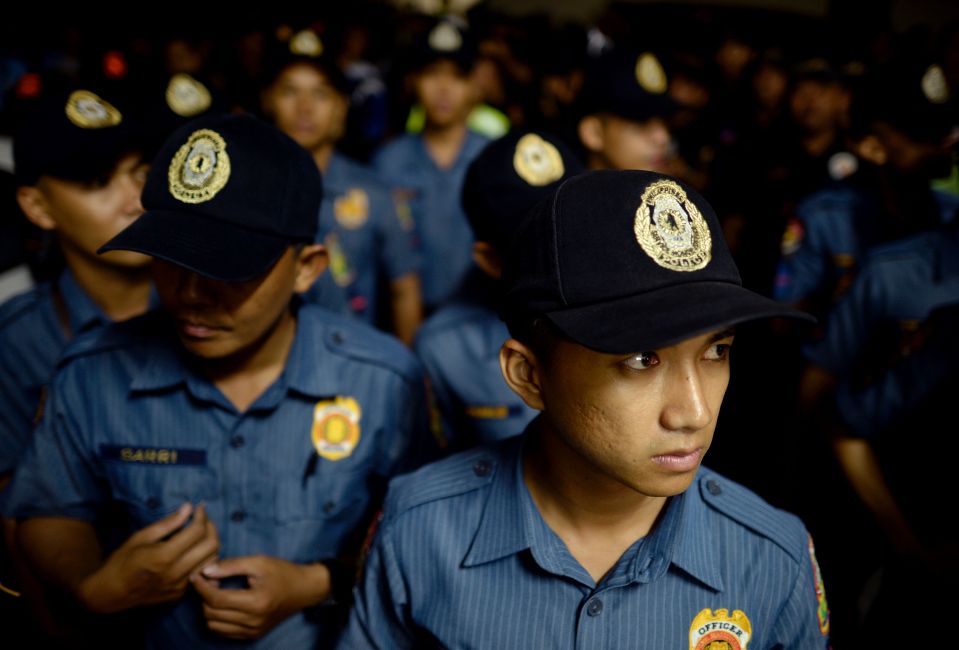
[
  {"xmin": 65, "ymin": 90, "xmax": 123, "ymax": 129},
  {"xmin": 635, "ymin": 179, "xmax": 712, "ymax": 272},
  {"xmin": 513, "ymin": 134, "xmax": 564, "ymax": 186},
  {"xmin": 168, "ymin": 128, "xmax": 231, "ymax": 204},
  {"xmin": 166, "ymin": 73, "xmax": 212, "ymax": 117},
  {"xmin": 689, "ymin": 608, "xmax": 752, "ymax": 650},
  {"xmin": 312, "ymin": 396, "xmax": 362, "ymax": 461},
  {"xmin": 335, "ymin": 188, "xmax": 370, "ymax": 229}
]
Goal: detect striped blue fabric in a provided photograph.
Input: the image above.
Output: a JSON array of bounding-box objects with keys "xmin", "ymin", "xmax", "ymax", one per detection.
[
  {"xmin": 339, "ymin": 434, "xmax": 830, "ymax": 649},
  {"xmin": 3, "ymin": 303, "xmax": 431, "ymax": 649}
]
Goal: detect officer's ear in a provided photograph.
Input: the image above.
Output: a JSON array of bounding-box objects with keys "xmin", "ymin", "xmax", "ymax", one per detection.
[
  {"xmin": 578, "ymin": 115, "xmax": 605, "ymax": 154},
  {"xmin": 292, "ymin": 243, "xmax": 329, "ymax": 294},
  {"xmin": 500, "ymin": 338, "xmax": 545, "ymax": 411},
  {"xmin": 472, "ymin": 241, "xmax": 502, "ymax": 279},
  {"xmin": 16, "ymin": 185, "xmax": 57, "ymax": 231},
  {"xmin": 852, "ymin": 134, "xmax": 887, "ymax": 166}
]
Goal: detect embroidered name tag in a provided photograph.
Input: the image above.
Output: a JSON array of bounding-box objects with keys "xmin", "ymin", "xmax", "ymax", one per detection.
[{"xmin": 99, "ymin": 445, "xmax": 207, "ymax": 466}]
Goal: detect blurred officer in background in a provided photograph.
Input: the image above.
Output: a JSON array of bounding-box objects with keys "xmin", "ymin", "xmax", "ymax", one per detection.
[
  {"xmin": 414, "ymin": 130, "xmax": 583, "ymax": 451},
  {"xmin": 263, "ymin": 30, "xmax": 423, "ymax": 344},
  {"xmin": 2, "ymin": 114, "xmax": 430, "ymax": 648},
  {"xmin": 373, "ymin": 17, "xmax": 489, "ymax": 313}
]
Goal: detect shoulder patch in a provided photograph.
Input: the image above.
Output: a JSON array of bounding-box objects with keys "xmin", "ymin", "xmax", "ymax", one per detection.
[{"xmin": 698, "ymin": 472, "xmax": 805, "ymax": 564}]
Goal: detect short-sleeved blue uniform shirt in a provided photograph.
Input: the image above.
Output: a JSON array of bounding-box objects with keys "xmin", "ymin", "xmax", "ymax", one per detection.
[
  {"xmin": 338, "ymin": 433, "xmax": 831, "ymax": 649},
  {"xmin": 2, "ymin": 302, "xmax": 431, "ymax": 649},
  {"xmin": 311, "ymin": 153, "xmax": 419, "ymax": 324},
  {"xmin": 0, "ymin": 270, "xmax": 110, "ymax": 475},
  {"xmin": 774, "ymin": 185, "xmax": 959, "ymax": 310},
  {"xmin": 413, "ymin": 275, "xmax": 536, "ymax": 449},
  {"xmin": 372, "ymin": 131, "xmax": 489, "ymax": 310}
]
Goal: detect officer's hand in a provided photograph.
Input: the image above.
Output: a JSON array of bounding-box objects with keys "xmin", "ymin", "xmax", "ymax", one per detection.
[
  {"xmin": 191, "ymin": 555, "xmax": 331, "ymax": 640},
  {"xmin": 78, "ymin": 502, "xmax": 220, "ymax": 613}
]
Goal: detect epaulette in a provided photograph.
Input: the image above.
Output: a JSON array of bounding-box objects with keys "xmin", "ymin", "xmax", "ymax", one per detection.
[
  {"xmin": 0, "ymin": 284, "xmax": 48, "ymax": 331},
  {"xmin": 56, "ymin": 310, "xmax": 165, "ymax": 369},
  {"xmin": 697, "ymin": 471, "xmax": 805, "ymax": 565}
]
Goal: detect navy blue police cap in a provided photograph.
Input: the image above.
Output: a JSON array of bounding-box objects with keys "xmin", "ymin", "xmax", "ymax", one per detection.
[
  {"xmin": 13, "ymin": 83, "xmax": 143, "ymax": 186},
  {"xmin": 410, "ymin": 17, "xmax": 478, "ymax": 73},
  {"xmin": 579, "ymin": 48, "xmax": 678, "ymax": 123},
  {"xmin": 501, "ymin": 170, "xmax": 813, "ymax": 354},
  {"xmin": 99, "ymin": 113, "xmax": 321, "ymax": 283}
]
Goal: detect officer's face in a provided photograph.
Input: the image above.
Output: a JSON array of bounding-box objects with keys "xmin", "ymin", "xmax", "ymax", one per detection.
[
  {"xmin": 591, "ymin": 115, "xmax": 671, "ymax": 172},
  {"xmin": 266, "ymin": 64, "xmax": 347, "ymax": 151},
  {"xmin": 26, "ymin": 153, "xmax": 149, "ymax": 268},
  {"xmin": 790, "ymin": 80, "xmax": 847, "ymax": 135},
  {"xmin": 153, "ymin": 245, "xmax": 326, "ymax": 362},
  {"xmin": 414, "ymin": 60, "xmax": 477, "ymax": 128},
  {"xmin": 530, "ymin": 328, "xmax": 733, "ymax": 497}
]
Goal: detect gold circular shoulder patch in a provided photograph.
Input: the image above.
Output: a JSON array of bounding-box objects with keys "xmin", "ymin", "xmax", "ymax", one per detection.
[
  {"xmin": 513, "ymin": 134, "xmax": 565, "ymax": 186},
  {"xmin": 922, "ymin": 64, "xmax": 949, "ymax": 104},
  {"xmin": 635, "ymin": 52, "xmax": 668, "ymax": 94},
  {"xmin": 429, "ymin": 22, "xmax": 462, "ymax": 52},
  {"xmin": 635, "ymin": 180, "xmax": 711, "ymax": 272},
  {"xmin": 65, "ymin": 90, "xmax": 123, "ymax": 129},
  {"xmin": 290, "ymin": 29, "xmax": 323, "ymax": 57},
  {"xmin": 166, "ymin": 74, "xmax": 212, "ymax": 117},
  {"xmin": 168, "ymin": 129, "xmax": 231, "ymax": 204}
]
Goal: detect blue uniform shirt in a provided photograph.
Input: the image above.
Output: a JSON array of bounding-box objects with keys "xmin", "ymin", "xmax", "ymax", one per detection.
[
  {"xmin": 3, "ymin": 303, "xmax": 431, "ymax": 649},
  {"xmin": 373, "ymin": 131, "xmax": 489, "ymax": 309},
  {"xmin": 339, "ymin": 434, "xmax": 831, "ymax": 649},
  {"xmin": 414, "ymin": 275, "xmax": 536, "ymax": 449},
  {"xmin": 0, "ymin": 270, "xmax": 109, "ymax": 475},
  {"xmin": 314, "ymin": 153, "xmax": 419, "ymax": 324}
]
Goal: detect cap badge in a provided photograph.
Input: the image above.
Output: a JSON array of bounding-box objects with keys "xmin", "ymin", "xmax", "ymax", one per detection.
[
  {"xmin": 513, "ymin": 134, "xmax": 565, "ymax": 186},
  {"xmin": 635, "ymin": 52, "xmax": 667, "ymax": 94},
  {"xmin": 335, "ymin": 188, "xmax": 370, "ymax": 229},
  {"xmin": 168, "ymin": 129, "xmax": 231, "ymax": 204},
  {"xmin": 635, "ymin": 180, "xmax": 711, "ymax": 272},
  {"xmin": 65, "ymin": 90, "xmax": 122, "ymax": 129},
  {"xmin": 429, "ymin": 22, "xmax": 462, "ymax": 52},
  {"xmin": 290, "ymin": 29, "xmax": 323, "ymax": 57},
  {"xmin": 312, "ymin": 396, "xmax": 362, "ymax": 461},
  {"xmin": 689, "ymin": 608, "xmax": 752, "ymax": 650},
  {"xmin": 166, "ymin": 74, "xmax": 212, "ymax": 117},
  {"xmin": 922, "ymin": 64, "xmax": 949, "ymax": 104}
]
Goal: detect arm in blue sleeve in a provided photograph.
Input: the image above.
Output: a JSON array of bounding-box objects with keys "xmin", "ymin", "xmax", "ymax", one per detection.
[{"xmin": 768, "ymin": 534, "xmax": 831, "ymax": 649}]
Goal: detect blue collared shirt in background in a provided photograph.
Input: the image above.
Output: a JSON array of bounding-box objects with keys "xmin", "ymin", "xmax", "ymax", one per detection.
[
  {"xmin": 339, "ymin": 433, "xmax": 830, "ymax": 649},
  {"xmin": 3, "ymin": 302, "xmax": 432, "ymax": 648}
]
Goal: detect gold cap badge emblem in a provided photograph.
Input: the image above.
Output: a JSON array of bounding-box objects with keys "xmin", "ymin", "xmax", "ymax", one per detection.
[
  {"xmin": 312, "ymin": 396, "xmax": 362, "ymax": 461},
  {"xmin": 166, "ymin": 74, "xmax": 212, "ymax": 117},
  {"xmin": 65, "ymin": 90, "xmax": 122, "ymax": 129},
  {"xmin": 513, "ymin": 134, "xmax": 565, "ymax": 186},
  {"xmin": 429, "ymin": 22, "xmax": 462, "ymax": 52},
  {"xmin": 922, "ymin": 64, "xmax": 949, "ymax": 104},
  {"xmin": 635, "ymin": 180, "xmax": 711, "ymax": 272},
  {"xmin": 290, "ymin": 29, "xmax": 323, "ymax": 57},
  {"xmin": 689, "ymin": 608, "xmax": 752, "ymax": 650},
  {"xmin": 168, "ymin": 129, "xmax": 231, "ymax": 204},
  {"xmin": 635, "ymin": 52, "xmax": 667, "ymax": 94}
]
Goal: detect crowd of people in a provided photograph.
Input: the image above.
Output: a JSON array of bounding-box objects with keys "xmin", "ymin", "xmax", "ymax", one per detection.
[{"xmin": 0, "ymin": 3, "xmax": 957, "ymax": 648}]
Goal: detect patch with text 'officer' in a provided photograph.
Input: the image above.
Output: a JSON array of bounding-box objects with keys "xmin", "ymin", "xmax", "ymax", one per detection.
[
  {"xmin": 99, "ymin": 445, "xmax": 206, "ymax": 466},
  {"xmin": 635, "ymin": 52, "xmax": 667, "ymax": 94},
  {"xmin": 689, "ymin": 608, "xmax": 752, "ymax": 650},
  {"xmin": 65, "ymin": 90, "xmax": 123, "ymax": 129},
  {"xmin": 312, "ymin": 396, "xmax": 362, "ymax": 461},
  {"xmin": 166, "ymin": 73, "xmax": 212, "ymax": 117},
  {"xmin": 513, "ymin": 134, "xmax": 564, "ymax": 186},
  {"xmin": 635, "ymin": 180, "xmax": 711, "ymax": 272},
  {"xmin": 168, "ymin": 128, "xmax": 231, "ymax": 204}
]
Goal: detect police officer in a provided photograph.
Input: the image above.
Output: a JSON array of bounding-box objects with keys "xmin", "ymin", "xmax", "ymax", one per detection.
[
  {"xmin": 2, "ymin": 114, "xmax": 430, "ymax": 648},
  {"xmin": 262, "ymin": 30, "xmax": 423, "ymax": 343},
  {"xmin": 373, "ymin": 17, "xmax": 489, "ymax": 312},
  {"xmin": 339, "ymin": 170, "xmax": 828, "ymax": 649},
  {"xmin": 414, "ymin": 130, "xmax": 583, "ymax": 449}
]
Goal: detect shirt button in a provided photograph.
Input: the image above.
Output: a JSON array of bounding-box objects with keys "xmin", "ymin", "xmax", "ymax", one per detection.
[
  {"xmin": 230, "ymin": 435, "xmax": 245, "ymax": 448},
  {"xmin": 586, "ymin": 598, "xmax": 604, "ymax": 617},
  {"xmin": 145, "ymin": 497, "xmax": 160, "ymax": 509},
  {"xmin": 323, "ymin": 500, "xmax": 336, "ymax": 514},
  {"xmin": 332, "ymin": 332, "xmax": 345, "ymax": 345},
  {"xmin": 473, "ymin": 459, "xmax": 492, "ymax": 477},
  {"xmin": 230, "ymin": 510, "xmax": 246, "ymax": 522},
  {"xmin": 706, "ymin": 479, "xmax": 722, "ymax": 496}
]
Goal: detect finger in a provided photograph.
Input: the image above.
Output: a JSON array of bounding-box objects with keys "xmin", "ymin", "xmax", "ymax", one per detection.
[
  {"xmin": 202, "ymin": 603, "xmax": 260, "ymax": 627},
  {"xmin": 132, "ymin": 502, "xmax": 193, "ymax": 544},
  {"xmin": 201, "ymin": 555, "xmax": 260, "ymax": 580},
  {"xmin": 160, "ymin": 503, "xmax": 210, "ymax": 555},
  {"xmin": 191, "ymin": 574, "xmax": 258, "ymax": 610},
  {"xmin": 169, "ymin": 521, "xmax": 220, "ymax": 580},
  {"xmin": 206, "ymin": 619, "xmax": 258, "ymax": 640}
]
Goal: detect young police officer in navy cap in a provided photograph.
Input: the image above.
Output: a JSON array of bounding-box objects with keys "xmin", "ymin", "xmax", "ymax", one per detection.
[
  {"xmin": 340, "ymin": 170, "xmax": 829, "ymax": 649},
  {"xmin": 414, "ymin": 130, "xmax": 584, "ymax": 450},
  {"xmin": 3, "ymin": 114, "xmax": 430, "ymax": 648}
]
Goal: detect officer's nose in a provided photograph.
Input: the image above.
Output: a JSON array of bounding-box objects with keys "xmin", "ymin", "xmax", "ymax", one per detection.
[
  {"xmin": 659, "ymin": 365, "xmax": 713, "ymax": 433},
  {"xmin": 172, "ymin": 267, "xmax": 215, "ymax": 305}
]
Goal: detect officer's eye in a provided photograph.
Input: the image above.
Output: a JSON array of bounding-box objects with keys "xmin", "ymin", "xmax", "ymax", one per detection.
[
  {"xmin": 83, "ymin": 174, "xmax": 112, "ymax": 190},
  {"xmin": 704, "ymin": 342, "xmax": 732, "ymax": 361},
  {"xmin": 623, "ymin": 351, "xmax": 659, "ymax": 371}
]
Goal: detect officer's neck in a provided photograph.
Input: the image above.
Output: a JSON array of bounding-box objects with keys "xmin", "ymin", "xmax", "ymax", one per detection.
[
  {"xmin": 311, "ymin": 143, "xmax": 335, "ymax": 173},
  {"xmin": 422, "ymin": 122, "xmax": 468, "ymax": 170},
  {"xmin": 62, "ymin": 250, "xmax": 152, "ymax": 324}
]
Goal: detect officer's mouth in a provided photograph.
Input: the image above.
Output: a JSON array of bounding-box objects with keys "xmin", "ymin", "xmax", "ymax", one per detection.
[
  {"xmin": 650, "ymin": 448, "xmax": 702, "ymax": 473},
  {"xmin": 177, "ymin": 319, "xmax": 227, "ymax": 339}
]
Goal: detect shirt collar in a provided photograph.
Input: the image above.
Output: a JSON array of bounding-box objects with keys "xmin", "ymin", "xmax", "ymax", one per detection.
[
  {"xmin": 668, "ymin": 473, "xmax": 725, "ymax": 592},
  {"xmin": 57, "ymin": 269, "xmax": 109, "ymax": 335}
]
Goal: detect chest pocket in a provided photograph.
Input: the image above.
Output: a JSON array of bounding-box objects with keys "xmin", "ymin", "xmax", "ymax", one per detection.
[{"xmin": 274, "ymin": 468, "xmax": 373, "ymax": 526}]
